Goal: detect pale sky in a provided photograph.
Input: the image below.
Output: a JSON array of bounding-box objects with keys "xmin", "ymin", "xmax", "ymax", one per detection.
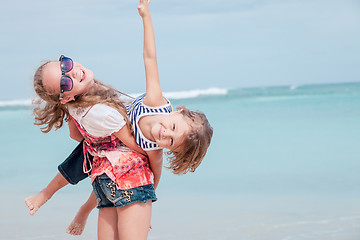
[{"xmin": 1, "ymin": 0, "xmax": 359, "ymax": 101}]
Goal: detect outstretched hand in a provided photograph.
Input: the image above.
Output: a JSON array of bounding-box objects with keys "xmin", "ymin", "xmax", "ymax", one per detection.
[{"xmin": 137, "ymin": 0, "xmax": 151, "ymax": 17}]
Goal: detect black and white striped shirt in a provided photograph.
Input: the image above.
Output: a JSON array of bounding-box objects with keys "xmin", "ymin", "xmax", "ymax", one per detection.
[{"xmin": 126, "ymin": 94, "xmax": 173, "ymax": 151}]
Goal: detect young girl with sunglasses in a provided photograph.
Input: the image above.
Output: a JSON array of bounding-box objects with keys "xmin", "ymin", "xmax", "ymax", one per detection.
[{"xmin": 26, "ymin": 0, "xmax": 213, "ymax": 238}]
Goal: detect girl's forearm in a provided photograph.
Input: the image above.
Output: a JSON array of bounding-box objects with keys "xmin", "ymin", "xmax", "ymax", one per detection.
[
  {"xmin": 142, "ymin": 14, "xmax": 156, "ymax": 60},
  {"xmin": 147, "ymin": 150, "xmax": 164, "ymax": 190},
  {"xmin": 151, "ymin": 160, "xmax": 162, "ymax": 190}
]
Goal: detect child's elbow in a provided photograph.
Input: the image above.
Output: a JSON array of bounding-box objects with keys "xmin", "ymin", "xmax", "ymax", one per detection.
[{"xmin": 143, "ymin": 52, "xmax": 156, "ymax": 62}]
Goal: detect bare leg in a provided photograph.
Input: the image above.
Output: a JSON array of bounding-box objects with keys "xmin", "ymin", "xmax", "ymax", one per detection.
[
  {"xmin": 98, "ymin": 207, "xmax": 119, "ymax": 240},
  {"xmin": 25, "ymin": 172, "xmax": 69, "ymax": 215},
  {"xmin": 66, "ymin": 191, "xmax": 97, "ymax": 235},
  {"xmin": 117, "ymin": 201, "xmax": 152, "ymax": 240}
]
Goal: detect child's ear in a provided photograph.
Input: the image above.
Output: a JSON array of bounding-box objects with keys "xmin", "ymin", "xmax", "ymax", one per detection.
[
  {"xmin": 171, "ymin": 109, "xmax": 183, "ymax": 115},
  {"xmin": 60, "ymin": 96, "xmax": 75, "ymax": 104}
]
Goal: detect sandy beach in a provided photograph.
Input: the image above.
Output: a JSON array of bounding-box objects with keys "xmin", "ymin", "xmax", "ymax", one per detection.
[{"xmin": 2, "ymin": 189, "xmax": 360, "ymax": 240}]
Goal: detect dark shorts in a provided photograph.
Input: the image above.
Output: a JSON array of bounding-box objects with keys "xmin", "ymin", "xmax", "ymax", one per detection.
[
  {"xmin": 92, "ymin": 174, "xmax": 157, "ymax": 209},
  {"xmin": 57, "ymin": 141, "xmax": 93, "ymax": 185}
]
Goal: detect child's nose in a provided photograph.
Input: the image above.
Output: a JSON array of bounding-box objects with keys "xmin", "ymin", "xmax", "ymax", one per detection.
[
  {"xmin": 67, "ymin": 69, "xmax": 78, "ymax": 80},
  {"xmin": 162, "ymin": 129, "xmax": 172, "ymax": 138}
]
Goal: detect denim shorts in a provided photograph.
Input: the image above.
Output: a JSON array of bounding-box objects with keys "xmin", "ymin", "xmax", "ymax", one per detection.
[{"xmin": 92, "ymin": 174, "xmax": 157, "ymax": 209}]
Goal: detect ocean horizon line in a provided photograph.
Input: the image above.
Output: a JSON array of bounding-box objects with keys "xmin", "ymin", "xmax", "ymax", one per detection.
[
  {"xmin": 1, "ymin": 81, "xmax": 358, "ymax": 108},
  {"xmin": 0, "ymin": 87, "xmax": 228, "ymax": 108}
]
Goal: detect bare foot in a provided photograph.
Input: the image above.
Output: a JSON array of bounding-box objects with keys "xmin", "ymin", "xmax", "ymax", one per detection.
[
  {"xmin": 66, "ymin": 208, "xmax": 90, "ymax": 235},
  {"xmin": 66, "ymin": 222, "xmax": 85, "ymax": 236},
  {"xmin": 24, "ymin": 191, "xmax": 49, "ymax": 216}
]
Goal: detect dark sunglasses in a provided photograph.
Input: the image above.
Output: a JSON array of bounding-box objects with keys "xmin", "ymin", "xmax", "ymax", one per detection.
[{"xmin": 59, "ymin": 55, "xmax": 74, "ymax": 94}]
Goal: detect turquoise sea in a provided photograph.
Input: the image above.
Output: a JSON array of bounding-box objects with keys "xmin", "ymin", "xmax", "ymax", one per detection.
[{"xmin": 1, "ymin": 82, "xmax": 360, "ymax": 240}]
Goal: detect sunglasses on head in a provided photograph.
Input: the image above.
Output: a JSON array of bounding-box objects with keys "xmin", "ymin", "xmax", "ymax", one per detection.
[{"xmin": 59, "ymin": 55, "xmax": 74, "ymax": 94}]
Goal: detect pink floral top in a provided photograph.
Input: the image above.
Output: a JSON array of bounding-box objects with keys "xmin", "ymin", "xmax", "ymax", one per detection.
[{"xmin": 69, "ymin": 104, "xmax": 154, "ymax": 190}]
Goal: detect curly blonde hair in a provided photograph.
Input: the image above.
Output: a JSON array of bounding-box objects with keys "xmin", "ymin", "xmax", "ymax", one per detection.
[
  {"xmin": 166, "ymin": 106, "xmax": 213, "ymax": 174},
  {"xmin": 33, "ymin": 61, "xmax": 132, "ymax": 134}
]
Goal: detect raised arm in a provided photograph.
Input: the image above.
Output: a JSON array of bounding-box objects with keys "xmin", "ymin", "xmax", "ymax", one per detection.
[{"xmin": 138, "ymin": 0, "xmax": 167, "ymax": 106}]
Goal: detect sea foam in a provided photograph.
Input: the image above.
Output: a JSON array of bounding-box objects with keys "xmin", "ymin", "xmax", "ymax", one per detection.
[
  {"xmin": 163, "ymin": 87, "xmax": 227, "ymax": 99},
  {"xmin": 0, "ymin": 99, "xmax": 32, "ymax": 107}
]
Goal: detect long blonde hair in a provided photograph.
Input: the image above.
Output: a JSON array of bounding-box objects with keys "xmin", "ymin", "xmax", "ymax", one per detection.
[{"xmin": 33, "ymin": 61, "xmax": 133, "ymax": 134}]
